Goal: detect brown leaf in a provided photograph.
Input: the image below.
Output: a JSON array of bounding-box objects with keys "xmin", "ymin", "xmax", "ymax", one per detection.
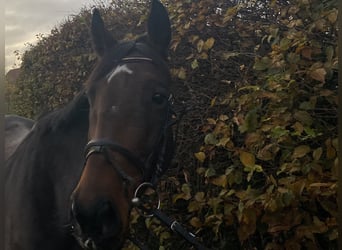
[
  {"xmin": 240, "ymin": 151, "xmax": 255, "ymax": 167},
  {"xmin": 301, "ymin": 47, "xmax": 312, "ymax": 60},
  {"xmin": 294, "ymin": 111, "xmax": 313, "ymax": 126},
  {"xmin": 309, "ymin": 68, "xmax": 326, "ymax": 83},
  {"xmin": 245, "ymin": 132, "xmax": 262, "ymax": 148},
  {"xmin": 312, "ymin": 147, "xmax": 323, "ymax": 161},
  {"xmin": 237, "ymin": 208, "xmax": 257, "ymax": 241},
  {"xmin": 327, "ymin": 9, "xmax": 337, "ymax": 24},
  {"xmin": 292, "ymin": 145, "xmax": 311, "ymax": 159}
]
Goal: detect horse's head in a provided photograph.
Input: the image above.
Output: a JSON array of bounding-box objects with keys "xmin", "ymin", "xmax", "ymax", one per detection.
[{"xmin": 70, "ymin": 1, "xmax": 173, "ymax": 249}]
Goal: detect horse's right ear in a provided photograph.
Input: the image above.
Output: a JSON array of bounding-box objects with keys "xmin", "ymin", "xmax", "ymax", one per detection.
[
  {"xmin": 147, "ymin": 0, "xmax": 171, "ymax": 58},
  {"xmin": 91, "ymin": 8, "xmax": 117, "ymax": 57}
]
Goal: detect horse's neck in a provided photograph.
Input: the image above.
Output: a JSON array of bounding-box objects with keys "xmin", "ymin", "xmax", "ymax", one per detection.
[{"xmin": 5, "ymin": 117, "xmax": 89, "ymax": 250}]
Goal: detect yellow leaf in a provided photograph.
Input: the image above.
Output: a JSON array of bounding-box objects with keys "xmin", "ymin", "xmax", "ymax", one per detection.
[
  {"xmin": 223, "ymin": 5, "xmax": 240, "ymax": 23},
  {"xmin": 194, "ymin": 151, "xmax": 206, "ymax": 162},
  {"xmin": 292, "ymin": 145, "xmax": 311, "ymax": 158},
  {"xmin": 210, "ymin": 97, "xmax": 217, "ymax": 107},
  {"xmin": 219, "ymin": 114, "xmax": 229, "ymax": 121},
  {"xmin": 172, "ymin": 193, "xmax": 191, "ymax": 203},
  {"xmin": 309, "ymin": 68, "xmax": 326, "ymax": 83},
  {"xmin": 211, "ymin": 175, "xmax": 227, "ymax": 188},
  {"xmin": 207, "ymin": 118, "xmax": 216, "ymax": 125},
  {"xmin": 199, "ymin": 52, "xmax": 208, "ymax": 59},
  {"xmin": 222, "ymin": 52, "xmax": 239, "ymax": 60},
  {"xmin": 189, "ymin": 35, "xmax": 199, "ymax": 44},
  {"xmin": 203, "ymin": 37, "xmax": 215, "ymax": 50},
  {"xmin": 184, "ymin": 21, "xmax": 191, "ymax": 29},
  {"xmin": 177, "ymin": 67, "xmax": 187, "ymax": 80},
  {"xmin": 254, "ymin": 165, "xmax": 263, "ymax": 172},
  {"xmin": 197, "ymin": 39, "xmax": 204, "ymax": 53},
  {"xmin": 240, "ymin": 151, "xmax": 255, "ymax": 167},
  {"xmin": 189, "ymin": 217, "xmax": 202, "ymax": 228}
]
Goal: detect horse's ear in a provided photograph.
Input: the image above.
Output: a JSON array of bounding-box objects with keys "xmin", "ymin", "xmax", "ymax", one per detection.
[
  {"xmin": 147, "ymin": 0, "xmax": 171, "ymax": 58},
  {"xmin": 91, "ymin": 8, "xmax": 117, "ymax": 57}
]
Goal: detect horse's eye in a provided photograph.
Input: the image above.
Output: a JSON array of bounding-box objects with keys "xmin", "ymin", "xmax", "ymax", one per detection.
[{"xmin": 152, "ymin": 93, "xmax": 166, "ymax": 105}]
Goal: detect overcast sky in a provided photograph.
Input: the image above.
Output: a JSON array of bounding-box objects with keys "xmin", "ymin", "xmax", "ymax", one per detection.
[{"xmin": 5, "ymin": 0, "xmax": 108, "ymax": 73}]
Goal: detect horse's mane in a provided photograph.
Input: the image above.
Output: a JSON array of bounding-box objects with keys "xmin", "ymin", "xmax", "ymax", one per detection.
[{"xmin": 35, "ymin": 90, "xmax": 89, "ymax": 135}]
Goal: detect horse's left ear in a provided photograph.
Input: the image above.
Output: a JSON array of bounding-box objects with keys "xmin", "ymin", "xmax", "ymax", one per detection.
[
  {"xmin": 147, "ymin": 0, "xmax": 171, "ymax": 58},
  {"xmin": 91, "ymin": 8, "xmax": 117, "ymax": 57}
]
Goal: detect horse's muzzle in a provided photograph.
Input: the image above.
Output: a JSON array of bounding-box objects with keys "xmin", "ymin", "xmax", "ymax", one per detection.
[{"xmin": 70, "ymin": 199, "xmax": 124, "ymax": 250}]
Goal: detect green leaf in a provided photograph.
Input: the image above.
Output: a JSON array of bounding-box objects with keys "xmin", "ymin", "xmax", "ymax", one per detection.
[
  {"xmin": 204, "ymin": 133, "xmax": 219, "ymax": 145},
  {"xmin": 205, "ymin": 167, "xmax": 216, "ymax": 178},
  {"xmin": 271, "ymin": 126, "xmax": 289, "ymax": 138},
  {"xmin": 280, "ymin": 38, "xmax": 291, "ymax": 50},
  {"xmin": 239, "ymin": 108, "xmax": 259, "ymax": 133},
  {"xmin": 253, "ymin": 57, "xmax": 271, "ymax": 71},
  {"xmin": 191, "ymin": 59, "xmax": 199, "ymax": 69}
]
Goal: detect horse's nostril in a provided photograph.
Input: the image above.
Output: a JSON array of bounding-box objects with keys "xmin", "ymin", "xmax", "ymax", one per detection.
[
  {"xmin": 97, "ymin": 201, "xmax": 121, "ymax": 236},
  {"xmin": 71, "ymin": 199, "xmax": 121, "ymax": 238}
]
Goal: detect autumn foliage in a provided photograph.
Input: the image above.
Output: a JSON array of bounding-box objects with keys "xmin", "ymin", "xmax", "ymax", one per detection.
[{"xmin": 6, "ymin": 0, "xmax": 338, "ymax": 249}]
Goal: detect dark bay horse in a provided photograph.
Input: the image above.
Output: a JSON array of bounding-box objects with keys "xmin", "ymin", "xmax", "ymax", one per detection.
[
  {"xmin": 5, "ymin": 1, "xmax": 174, "ymax": 249},
  {"xmin": 4, "ymin": 114, "xmax": 35, "ymax": 160}
]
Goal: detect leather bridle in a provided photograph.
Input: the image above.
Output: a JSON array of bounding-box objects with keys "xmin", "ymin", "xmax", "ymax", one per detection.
[{"xmin": 83, "ymin": 55, "xmax": 176, "ymax": 191}]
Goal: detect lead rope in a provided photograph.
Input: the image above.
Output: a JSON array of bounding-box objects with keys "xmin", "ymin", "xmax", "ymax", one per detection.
[{"xmin": 130, "ymin": 183, "xmax": 209, "ymax": 250}]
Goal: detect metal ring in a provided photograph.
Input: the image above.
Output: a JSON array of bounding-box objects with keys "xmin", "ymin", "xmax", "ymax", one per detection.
[{"xmin": 132, "ymin": 182, "xmax": 160, "ymax": 217}]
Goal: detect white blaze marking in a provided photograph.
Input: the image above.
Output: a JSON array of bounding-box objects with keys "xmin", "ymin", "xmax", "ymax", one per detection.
[{"xmin": 107, "ymin": 64, "xmax": 133, "ymax": 83}]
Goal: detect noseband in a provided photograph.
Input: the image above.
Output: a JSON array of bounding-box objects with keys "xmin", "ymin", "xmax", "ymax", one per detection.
[{"xmin": 83, "ymin": 55, "xmax": 176, "ymax": 189}]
